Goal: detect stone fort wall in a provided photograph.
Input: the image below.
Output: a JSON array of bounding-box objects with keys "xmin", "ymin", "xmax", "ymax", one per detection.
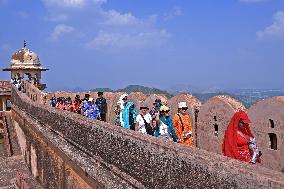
[
  {"xmin": 46, "ymin": 89, "xmax": 284, "ymax": 173},
  {"xmin": 11, "ymin": 85, "xmax": 284, "ymax": 188}
]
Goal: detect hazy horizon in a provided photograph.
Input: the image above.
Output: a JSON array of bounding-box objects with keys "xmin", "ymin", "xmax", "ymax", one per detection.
[{"xmin": 1, "ymin": 0, "xmax": 284, "ymax": 90}]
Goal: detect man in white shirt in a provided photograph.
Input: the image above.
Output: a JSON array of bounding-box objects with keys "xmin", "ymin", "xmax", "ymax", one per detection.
[{"xmin": 136, "ymin": 106, "xmax": 153, "ymax": 135}]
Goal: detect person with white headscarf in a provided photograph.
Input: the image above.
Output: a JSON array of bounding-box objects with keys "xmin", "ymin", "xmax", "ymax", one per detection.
[{"xmin": 117, "ymin": 94, "xmax": 128, "ymax": 127}]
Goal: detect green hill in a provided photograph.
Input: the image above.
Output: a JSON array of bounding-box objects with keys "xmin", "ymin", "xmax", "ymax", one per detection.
[
  {"xmin": 117, "ymin": 85, "xmax": 172, "ymax": 97},
  {"xmin": 91, "ymin": 85, "xmax": 172, "ymax": 98},
  {"xmin": 90, "ymin": 88, "xmax": 114, "ymax": 92}
]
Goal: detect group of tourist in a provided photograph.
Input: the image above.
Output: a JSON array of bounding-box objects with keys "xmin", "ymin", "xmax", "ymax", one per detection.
[
  {"xmin": 112, "ymin": 94, "xmax": 194, "ymax": 145},
  {"xmin": 50, "ymin": 92, "xmax": 262, "ymax": 164},
  {"xmin": 50, "ymin": 92, "xmax": 107, "ymax": 122}
]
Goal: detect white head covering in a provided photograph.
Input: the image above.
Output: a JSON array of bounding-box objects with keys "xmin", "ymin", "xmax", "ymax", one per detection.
[
  {"xmin": 178, "ymin": 102, "xmax": 188, "ymax": 109},
  {"xmin": 118, "ymin": 93, "xmax": 128, "ymax": 109},
  {"xmin": 119, "ymin": 94, "xmax": 128, "ymax": 101}
]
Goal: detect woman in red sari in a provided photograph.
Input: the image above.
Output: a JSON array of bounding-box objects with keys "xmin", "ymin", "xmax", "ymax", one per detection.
[{"xmin": 222, "ymin": 111, "xmax": 260, "ymax": 163}]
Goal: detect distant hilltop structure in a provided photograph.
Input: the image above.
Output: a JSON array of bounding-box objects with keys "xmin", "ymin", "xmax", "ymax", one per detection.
[{"xmin": 2, "ymin": 41, "xmax": 48, "ymax": 90}]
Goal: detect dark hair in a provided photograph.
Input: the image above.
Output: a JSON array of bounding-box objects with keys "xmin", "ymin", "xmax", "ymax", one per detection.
[
  {"xmin": 98, "ymin": 92, "xmax": 104, "ymax": 96},
  {"xmin": 85, "ymin": 94, "xmax": 90, "ymax": 98}
]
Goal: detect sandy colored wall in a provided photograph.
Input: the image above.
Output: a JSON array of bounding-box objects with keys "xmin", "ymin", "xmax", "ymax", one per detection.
[
  {"xmin": 11, "ymin": 86, "xmax": 284, "ymax": 188},
  {"xmin": 248, "ymin": 97, "xmax": 284, "ymax": 172}
]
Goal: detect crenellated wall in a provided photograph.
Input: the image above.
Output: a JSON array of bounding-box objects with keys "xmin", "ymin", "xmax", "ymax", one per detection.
[
  {"xmin": 21, "ymin": 80, "xmax": 47, "ymax": 105},
  {"xmin": 10, "ymin": 83, "xmax": 284, "ymax": 188},
  {"xmin": 248, "ymin": 97, "xmax": 284, "ymax": 172},
  {"xmin": 45, "ymin": 88, "xmax": 284, "ymax": 174},
  {"xmin": 197, "ymin": 95, "xmax": 246, "ymax": 154}
]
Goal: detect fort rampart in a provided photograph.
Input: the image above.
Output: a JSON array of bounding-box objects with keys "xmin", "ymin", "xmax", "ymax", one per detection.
[
  {"xmin": 10, "ymin": 81, "xmax": 284, "ymax": 188},
  {"xmin": 47, "ymin": 88, "xmax": 284, "ymax": 173}
]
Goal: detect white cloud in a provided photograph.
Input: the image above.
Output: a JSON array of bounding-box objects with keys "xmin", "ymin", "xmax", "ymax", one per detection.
[
  {"xmin": 42, "ymin": 0, "xmax": 106, "ymax": 8},
  {"xmin": 257, "ymin": 11, "xmax": 284, "ymax": 40},
  {"xmin": 239, "ymin": 0, "xmax": 268, "ymax": 2},
  {"xmin": 43, "ymin": 0, "xmax": 172, "ymax": 48},
  {"xmin": 86, "ymin": 30, "xmax": 171, "ymax": 49},
  {"xmin": 103, "ymin": 10, "xmax": 140, "ymax": 26},
  {"xmin": 50, "ymin": 24, "xmax": 74, "ymax": 41},
  {"xmin": 101, "ymin": 10, "xmax": 157, "ymax": 27},
  {"xmin": 164, "ymin": 7, "xmax": 182, "ymax": 21}
]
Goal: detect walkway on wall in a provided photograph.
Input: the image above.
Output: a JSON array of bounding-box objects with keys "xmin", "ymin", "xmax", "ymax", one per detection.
[{"xmin": 0, "ymin": 113, "xmax": 41, "ymax": 188}]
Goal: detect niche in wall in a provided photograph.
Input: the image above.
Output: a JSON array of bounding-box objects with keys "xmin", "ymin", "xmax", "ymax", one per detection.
[
  {"xmin": 269, "ymin": 119, "xmax": 275, "ymax": 128},
  {"xmin": 213, "ymin": 116, "xmax": 218, "ymax": 137},
  {"xmin": 214, "ymin": 123, "xmax": 218, "ymax": 137},
  {"xmin": 5, "ymin": 99, "xmax": 11, "ymax": 111},
  {"xmin": 269, "ymin": 133, "xmax": 277, "ymax": 150}
]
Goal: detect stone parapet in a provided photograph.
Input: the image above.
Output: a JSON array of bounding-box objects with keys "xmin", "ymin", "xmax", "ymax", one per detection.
[{"xmin": 11, "ymin": 86, "xmax": 284, "ymax": 188}]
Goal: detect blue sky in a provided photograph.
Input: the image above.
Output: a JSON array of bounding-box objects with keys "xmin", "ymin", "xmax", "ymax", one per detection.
[{"xmin": 0, "ymin": 0, "xmax": 284, "ymax": 90}]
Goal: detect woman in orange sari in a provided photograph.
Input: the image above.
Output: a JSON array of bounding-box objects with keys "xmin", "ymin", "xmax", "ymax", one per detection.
[
  {"xmin": 173, "ymin": 102, "xmax": 193, "ymax": 146},
  {"xmin": 222, "ymin": 111, "xmax": 261, "ymax": 163}
]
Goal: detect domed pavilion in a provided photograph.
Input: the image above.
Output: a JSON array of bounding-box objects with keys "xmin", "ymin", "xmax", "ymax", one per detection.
[{"xmin": 3, "ymin": 42, "xmax": 48, "ymax": 90}]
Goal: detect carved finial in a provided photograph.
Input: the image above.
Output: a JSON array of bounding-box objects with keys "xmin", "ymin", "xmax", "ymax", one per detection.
[{"xmin": 24, "ymin": 40, "xmax": 27, "ymax": 48}]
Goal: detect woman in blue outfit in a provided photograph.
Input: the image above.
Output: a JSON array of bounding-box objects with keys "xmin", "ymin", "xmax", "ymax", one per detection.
[
  {"xmin": 122, "ymin": 101, "xmax": 137, "ymax": 131},
  {"xmin": 154, "ymin": 105, "xmax": 178, "ymax": 142},
  {"xmin": 86, "ymin": 98, "xmax": 100, "ymax": 120}
]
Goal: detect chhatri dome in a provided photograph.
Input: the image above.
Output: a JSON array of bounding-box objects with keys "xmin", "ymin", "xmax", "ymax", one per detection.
[
  {"xmin": 10, "ymin": 47, "xmax": 40, "ymax": 68},
  {"xmin": 3, "ymin": 41, "xmax": 49, "ymax": 90},
  {"xmin": 4, "ymin": 41, "xmax": 47, "ymax": 71}
]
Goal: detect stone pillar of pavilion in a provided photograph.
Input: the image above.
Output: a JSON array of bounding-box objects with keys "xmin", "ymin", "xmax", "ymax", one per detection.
[{"xmin": 2, "ymin": 41, "xmax": 49, "ymax": 90}]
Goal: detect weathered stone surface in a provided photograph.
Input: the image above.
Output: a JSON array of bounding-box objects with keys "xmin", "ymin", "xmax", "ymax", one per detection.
[
  {"xmin": 248, "ymin": 97, "xmax": 284, "ymax": 172},
  {"xmin": 128, "ymin": 92, "xmax": 146, "ymax": 111},
  {"xmin": 0, "ymin": 155, "xmax": 41, "ymax": 188},
  {"xmin": 13, "ymin": 104, "xmax": 138, "ymax": 189},
  {"xmin": 197, "ymin": 95, "xmax": 246, "ymax": 154},
  {"xmin": 0, "ymin": 114, "xmax": 41, "ymax": 188},
  {"xmin": 11, "ymin": 86, "xmax": 284, "ymax": 189},
  {"xmin": 141, "ymin": 94, "xmax": 168, "ymax": 110},
  {"xmin": 107, "ymin": 92, "xmax": 124, "ymax": 124}
]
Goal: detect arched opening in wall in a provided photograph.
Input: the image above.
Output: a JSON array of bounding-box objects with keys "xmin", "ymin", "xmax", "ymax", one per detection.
[
  {"xmin": 34, "ymin": 74, "xmax": 40, "ymax": 85},
  {"xmin": 269, "ymin": 119, "xmax": 275, "ymax": 128},
  {"xmin": 24, "ymin": 73, "xmax": 31, "ymax": 82},
  {"xmin": 214, "ymin": 116, "xmax": 217, "ymax": 121},
  {"xmin": 5, "ymin": 99, "xmax": 11, "ymax": 111},
  {"xmin": 213, "ymin": 123, "xmax": 218, "ymax": 137},
  {"xmin": 0, "ymin": 122, "xmax": 4, "ymax": 144},
  {"xmin": 15, "ymin": 73, "xmax": 21, "ymax": 80},
  {"xmin": 269, "ymin": 133, "xmax": 277, "ymax": 150}
]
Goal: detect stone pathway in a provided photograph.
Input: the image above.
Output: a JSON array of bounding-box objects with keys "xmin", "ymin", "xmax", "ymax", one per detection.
[
  {"xmin": 0, "ymin": 142, "xmax": 6, "ymax": 157},
  {"xmin": 0, "ymin": 146, "xmax": 41, "ymax": 188}
]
